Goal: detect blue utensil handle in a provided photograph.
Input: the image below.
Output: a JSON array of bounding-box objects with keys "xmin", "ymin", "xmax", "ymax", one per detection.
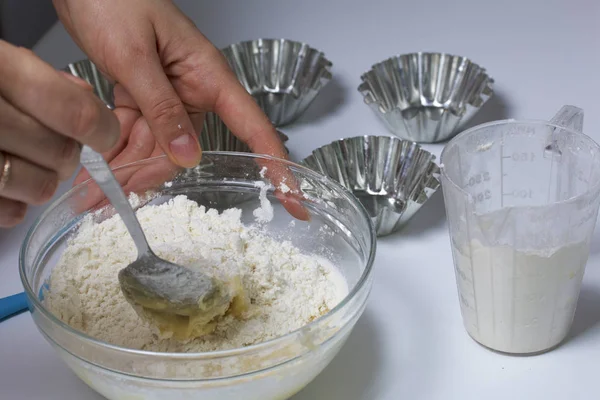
[{"xmin": 0, "ymin": 292, "xmax": 29, "ymax": 321}]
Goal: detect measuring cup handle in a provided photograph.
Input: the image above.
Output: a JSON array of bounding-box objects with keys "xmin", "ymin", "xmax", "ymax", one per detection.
[{"xmin": 549, "ymin": 105, "xmax": 584, "ymax": 132}]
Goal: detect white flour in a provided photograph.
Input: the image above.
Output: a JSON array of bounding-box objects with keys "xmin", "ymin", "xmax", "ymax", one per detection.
[
  {"xmin": 279, "ymin": 182, "xmax": 291, "ymax": 193},
  {"xmin": 259, "ymin": 166, "xmax": 268, "ymax": 178},
  {"xmin": 44, "ymin": 195, "xmax": 347, "ymax": 352},
  {"xmin": 253, "ymin": 181, "xmax": 274, "ymax": 223},
  {"xmin": 453, "ymin": 239, "xmax": 588, "ymax": 354}
]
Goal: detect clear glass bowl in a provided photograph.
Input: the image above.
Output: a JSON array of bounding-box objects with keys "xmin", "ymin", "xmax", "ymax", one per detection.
[{"xmin": 19, "ymin": 152, "xmax": 376, "ymax": 400}]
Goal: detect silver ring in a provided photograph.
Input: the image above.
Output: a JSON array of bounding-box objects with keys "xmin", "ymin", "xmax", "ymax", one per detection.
[{"xmin": 0, "ymin": 152, "xmax": 12, "ymax": 192}]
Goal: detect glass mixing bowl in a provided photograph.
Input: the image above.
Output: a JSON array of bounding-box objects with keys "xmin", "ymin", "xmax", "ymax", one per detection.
[{"xmin": 19, "ymin": 152, "xmax": 376, "ymax": 400}]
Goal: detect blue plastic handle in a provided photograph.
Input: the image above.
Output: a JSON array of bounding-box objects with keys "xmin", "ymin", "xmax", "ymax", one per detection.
[{"xmin": 0, "ymin": 292, "xmax": 29, "ymax": 322}]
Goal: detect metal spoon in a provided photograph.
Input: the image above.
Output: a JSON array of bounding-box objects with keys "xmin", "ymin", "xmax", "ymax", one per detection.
[{"xmin": 80, "ymin": 145, "xmax": 231, "ymax": 318}]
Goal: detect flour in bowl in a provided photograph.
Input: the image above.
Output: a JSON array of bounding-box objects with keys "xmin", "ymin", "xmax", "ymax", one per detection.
[{"xmin": 44, "ymin": 195, "xmax": 348, "ymax": 352}]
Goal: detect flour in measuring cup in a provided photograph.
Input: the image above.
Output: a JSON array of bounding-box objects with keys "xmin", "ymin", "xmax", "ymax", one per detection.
[{"xmin": 453, "ymin": 239, "xmax": 589, "ymax": 354}]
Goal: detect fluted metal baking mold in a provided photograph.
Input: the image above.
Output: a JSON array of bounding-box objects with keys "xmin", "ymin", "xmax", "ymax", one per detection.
[
  {"xmin": 64, "ymin": 59, "xmax": 115, "ymax": 109},
  {"xmin": 358, "ymin": 52, "xmax": 494, "ymax": 143},
  {"xmin": 222, "ymin": 38, "xmax": 333, "ymax": 126},
  {"xmin": 301, "ymin": 135, "xmax": 441, "ymax": 236},
  {"xmin": 63, "ymin": 60, "xmax": 288, "ymax": 153},
  {"xmin": 200, "ymin": 112, "xmax": 289, "ymax": 154}
]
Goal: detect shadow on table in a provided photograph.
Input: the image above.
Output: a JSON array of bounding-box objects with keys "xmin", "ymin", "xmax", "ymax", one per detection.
[
  {"xmin": 567, "ymin": 285, "xmax": 600, "ymax": 341},
  {"xmin": 292, "ymin": 310, "xmax": 382, "ymax": 400},
  {"xmin": 396, "ymin": 189, "xmax": 447, "ymax": 237},
  {"xmin": 69, "ymin": 379, "xmax": 105, "ymax": 400},
  {"xmin": 458, "ymin": 92, "xmax": 511, "ymax": 132}
]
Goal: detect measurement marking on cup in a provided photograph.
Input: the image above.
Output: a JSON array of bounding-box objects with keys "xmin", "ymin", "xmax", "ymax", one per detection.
[
  {"xmin": 474, "ymin": 190, "xmax": 492, "ymax": 202},
  {"xmin": 502, "ymin": 189, "xmax": 533, "ymax": 198},
  {"xmin": 511, "ymin": 152, "xmax": 536, "ymax": 162},
  {"xmin": 500, "ymin": 135, "xmax": 504, "ymax": 208},
  {"xmin": 465, "ymin": 172, "xmax": 491, "ymax": 188}
]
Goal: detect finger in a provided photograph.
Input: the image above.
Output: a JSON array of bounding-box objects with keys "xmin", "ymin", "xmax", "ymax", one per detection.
[
  {"xmin": 275, "ymin": 190, "xmax": 311, "ymax": 222},
  {"xmin": 119, "ymin": 154, "xmax": 180, "ymax": 201},
  {"xmin": 108, "ymin": 117, "xmax": 157, "ymax": 168},
  {"xmin": 58, "ymin": 71, "xmax": 94, "ymax": 91},
  {"xmin": 101, "ymin": 108, "xmax": 143, "ymax": 163},
  {"xmin": 80, "ymin": 133, "xmax": 179, "ymax": 214},
  {"xmin": 73, "ymin": 107, "xmax": 141, "ymax": 186},
  {"xmin": 114, "ymin": 83, "xmax": 207, "ymax": 148},
  {"xmin": 0, "ymin": 197, "xmax": 27, "ymax": 228},
  {"xmin": 189, "ymin": 112, "xmax": 206, "ymax": 142},
  {"xmin": 114, "ymin": 83, "xmax": 206, "ymax": 115},
  {"xmin": 0, "ymin": 95, "xmax": 80, "ymax": 180},
  {"xmin": 115, "ymin": 50, "xmax": 201, "ymax": 168},
  {"xmin": 256, "ymin": 158, "xmax": 312, "ymax": 221},
  {"xmin": 214, "ymin": 79, "xmax": 288, "ymax": 160},
  {"xmin": 114, "ymin": 82, "xmax": 205, "ymax": 155},
  {"xmin": 74, "ymin": 116, "xmax": 162, "ymax": 212},
  {"xmin": 0, "ymin": 41, "xmax": 120, "ymax": 152},
  {"xmin": 113, "ymin": 83, "xmax": 138, "ymax": 109},
  {"xmin": 171, "ymin": 47, "xmax": 306, "ymax": 218},
  {"xmin": 73, "ymin": 119, "xmax": 151, "ymax": 215},
  {"xmin": 0, "ymin": 154, "xmax": 58, "ymax": 205},
  {"xmin": 171, "ymin": 45, "xmax": 310, "ymax": 221},
  {"xmin": 77, "ymin": 154, "xmax": 180, "ymax": 214},
  {"xmin": 176, "ymin": 54, "xmax": 306, "ymax": 219}
]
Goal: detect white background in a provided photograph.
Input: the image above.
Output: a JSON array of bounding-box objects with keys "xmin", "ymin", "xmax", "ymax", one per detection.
[{"xmin": 1, "ymin": 0, "xmax": 600, "ymax": 398}]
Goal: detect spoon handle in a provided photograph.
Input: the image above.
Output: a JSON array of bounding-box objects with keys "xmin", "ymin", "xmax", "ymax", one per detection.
[{"xmin": 80, "ymin": 145, "xmax": 151, "ymax": 255}]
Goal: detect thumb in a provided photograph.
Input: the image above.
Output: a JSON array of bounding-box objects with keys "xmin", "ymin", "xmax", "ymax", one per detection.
[{"xmin": 116, "ymin": 52, "xmax": 201, "ymax": 168}]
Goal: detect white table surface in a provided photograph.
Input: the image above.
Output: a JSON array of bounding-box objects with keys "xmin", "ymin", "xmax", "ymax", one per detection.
[{"xmin": 2, "ymin": 0, "xmax": 600, "ymax": 398}]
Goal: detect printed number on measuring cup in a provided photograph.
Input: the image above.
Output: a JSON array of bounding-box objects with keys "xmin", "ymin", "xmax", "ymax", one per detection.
[
  {"xmin": 473, "ymin": 190, "xmax": 492, "ymax": 203},
  {"xmin": 511, "ymin": 152, "xmax": 535, "ymax": 162},
  {"xmin": 504, "ymin": 189, "xmax": 533, "ymax": 198},
  {"xmin": 513, "ymin": 189, "xmax": 533, "ymax": 198},
  {"xmin": 465, "ymin": 172, "xmax": 491, "ymax": 188},
  {"xmin": 507, "ymin": 126, "xmax": 536, "ymax": 136}
]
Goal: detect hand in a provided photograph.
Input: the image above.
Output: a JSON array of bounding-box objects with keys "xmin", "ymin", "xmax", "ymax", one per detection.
[
  {"xmin": 72, "ymin": 107, "xmax": 309, "ymax": 221},
  {"xmin": 56, "ymin": 0, "xmax": 308, "ymax": 220},
  {"xmin": 0, "ymin": 40, "xmax": 120, "ymax": 227},
  {"xmin": 53, "ymin": 0, "xmax": 288, "ymax": 169},
  {"xmin": 72, "ymin": 105, "xmax": 182, "ymax": 213},
  {"xmin": 73, "ymin": 109, "xmax": 208, "ymax": 189}
]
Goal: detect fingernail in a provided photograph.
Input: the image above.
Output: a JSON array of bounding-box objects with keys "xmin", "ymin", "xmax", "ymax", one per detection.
[{"xmin": 169, "ymin": 134, "xmax": 201, "ymax": 167}]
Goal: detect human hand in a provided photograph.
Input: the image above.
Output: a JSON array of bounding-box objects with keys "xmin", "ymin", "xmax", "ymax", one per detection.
[
  {"xmin": 53, "ymin": 0, "xmax": 288, "ymax": 168},
  {"xmin": 0, "ymin": 40, "xmax": 120, "ymax": 227},
  {"xmin": 56, "ymin": 0, "xmax": 309, "ymax": 220},
  {"xmin": 72, "ymin": 104, "xmax": 182, "ymax": 213},
  {"xmin": 72, "ymin": 106, "xmax": 309, "ymax": 221}
]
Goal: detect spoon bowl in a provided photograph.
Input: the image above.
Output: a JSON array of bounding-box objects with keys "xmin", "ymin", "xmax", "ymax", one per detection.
[
  {"xmin": 80, "ymin": 145, "xmax": 232, "ymax": 332},
  {"xmin": 118, "ymin": 253, "xmax": 230, "ymax": 316}
]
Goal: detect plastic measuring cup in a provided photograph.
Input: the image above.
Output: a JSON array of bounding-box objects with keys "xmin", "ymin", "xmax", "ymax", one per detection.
[{"xmin": 440, "ymin": 105, "xmax": 600, "ymax": 354}]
